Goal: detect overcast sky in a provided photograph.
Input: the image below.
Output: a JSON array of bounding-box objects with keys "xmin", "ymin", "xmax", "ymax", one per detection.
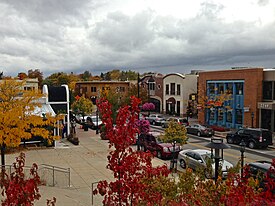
[{"xmin": 1, "ymin": 0, "xmax": 275, "ymax": 77}]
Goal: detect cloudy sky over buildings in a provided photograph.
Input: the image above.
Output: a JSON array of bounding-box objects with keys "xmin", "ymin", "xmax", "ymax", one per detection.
[{"xmin": 1, "ymin": 0, "xmax": 275, "ymax": 77}]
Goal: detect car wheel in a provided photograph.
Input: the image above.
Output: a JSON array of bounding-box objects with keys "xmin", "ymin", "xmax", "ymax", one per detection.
[
  {"xmin": 227, "ymin": 137, "xmax": 233, "ymax": 144},
  {"xmin": 161, "ymin": 124, "xmax": 165, "ymax": 128},
  {"xmin": 180, "ymin": 159, "xmax": 186, "ymax": 169},
  {"xmin": 197, "ymin": 131, "xmax": 201, "ymax": 137},
  {"xmin": 157, "ymin": 151, "xmax": 162, "ymax": 159},
  {"xmin": 152, "ymin": 121, "xmax": 156, "ymax": 125},
  {"xmin": 248, "ymin": 141, "xmax": 255, "ymax": 149}
]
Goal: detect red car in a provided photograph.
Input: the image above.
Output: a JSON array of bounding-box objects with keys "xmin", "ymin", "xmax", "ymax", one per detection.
[{"xmin": 138, "ymin": 131, "xmax": 182, "ymax": 159}]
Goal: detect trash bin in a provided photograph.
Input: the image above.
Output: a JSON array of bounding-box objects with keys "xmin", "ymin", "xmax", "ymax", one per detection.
[{"xmin": 84, "ymin": 124, "xmax": 89, "ymax": 131}]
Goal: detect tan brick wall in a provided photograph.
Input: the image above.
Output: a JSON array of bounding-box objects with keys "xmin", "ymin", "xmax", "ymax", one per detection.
[{"xmin": 198, "ymin": 68, "xmax": 263, "ymax": 127}]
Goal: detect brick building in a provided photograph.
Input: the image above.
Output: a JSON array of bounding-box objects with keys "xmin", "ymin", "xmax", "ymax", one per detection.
[
  {"xmin": 198, "ymin": 68, "xmax": 263, "ymax": 129},
  {"xmin": 75, "ymin": 81, "xmax": 130, "ymax": 100},
  {"xmin": 140, "ymin": 73, "xmax": 163, "ymax": 113}
]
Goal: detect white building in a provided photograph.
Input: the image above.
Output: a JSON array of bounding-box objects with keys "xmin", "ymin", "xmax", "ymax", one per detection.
[{"xmin": 163, "ymin": 73, "xmax": 198, "ymax": 116}]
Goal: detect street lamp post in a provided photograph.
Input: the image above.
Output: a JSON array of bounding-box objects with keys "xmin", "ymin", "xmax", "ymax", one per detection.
[
  {"xmin": 170, "ymin": 141, "xmax": 177, "ymax": 172},
  {"xmin": 239, "ymin": 139, "xmax": 246, "ymax": 177},
  {"xmin": 205, "ymin": 138, "xmax": 230, "ymax": 182}
]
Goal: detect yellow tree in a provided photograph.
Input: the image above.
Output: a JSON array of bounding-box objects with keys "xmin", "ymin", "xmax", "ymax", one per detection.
[
  {"xmin": 0, "ymin": 80, "xmax": 62, "ymax": 167},
  {"xmin": 161, "ymin": 121, "xmax": 188, "ymax": 144}
]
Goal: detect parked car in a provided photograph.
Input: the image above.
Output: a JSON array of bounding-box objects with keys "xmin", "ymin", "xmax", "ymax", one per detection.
[
  {"xmin": 146, "ymin": 114, "xmax": 166, "ymax": 125},
  {"xmin": 186, "ymin": 124, "xmax": 215, "ymax": 137},
  {"xmin": 178, "ymin": 149, "xmax": 233, "ymax": 178},
  {"xmin": 161, "ymin": 117, "xmax": 189, "ymax": 128},
  {"xmin": 226, "ymin": 128, "xmax": 273, "ymax": 149},
  {"xmin": 86, "ymin": 115, "xmax": 103, "ymax": 129},
  {"xmin": 139, "ymin": 131, "xmax": 182, "ymax": 159},
  {"xmin": 248, "ymin": 161, "xmax": 275, "ymax": 191}
]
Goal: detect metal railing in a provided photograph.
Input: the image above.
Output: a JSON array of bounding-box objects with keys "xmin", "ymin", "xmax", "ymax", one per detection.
[{"xmin": 1, "ymin": 164, "xmax": 70, "ymax": 188}]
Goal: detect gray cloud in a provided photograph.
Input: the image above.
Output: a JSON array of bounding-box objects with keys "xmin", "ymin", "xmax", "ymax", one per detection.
[{"xmin": 0, "ymin": 1, "xmax": 275, "ymax": 77}]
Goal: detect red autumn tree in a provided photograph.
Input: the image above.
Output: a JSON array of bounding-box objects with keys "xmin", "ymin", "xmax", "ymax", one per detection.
[
  {"xmin": 1, "ymin": 152, "xmax": 41, "ymax": 205},
  {"xmin": 93, "ymin": 96, "xmax": 170, "ymax": 205}
]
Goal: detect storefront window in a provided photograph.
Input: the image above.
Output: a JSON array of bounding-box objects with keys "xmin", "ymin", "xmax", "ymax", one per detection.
[
  {"xmin": 226, "ymin": 83, "xmax": 233, "ymax": 94},
  {"xmin": 208, "ymin": 83, "xmax": 215, "ymax": 94},
  {"xmin": 235, "ymin": 109, "xmax": 243, "ymax": 124},
  {"xmin": 226, "ymin": 110, "xmax": 232, "ymax": 123},
  {"xmin": 263, "ymin": 81, "xmax": 272, "ymax": 100},
  {"xmin": 218, "ymin": 109, "xmax": 224, "ymax": 121},
  {"xmin": 217, "ymin": 83, "xmax": 224, "ymax": 94},
  {"xmin": 235, "ymin": 83, "xmax": 243, "ymax": 95},
  {"xmin": 210, "ymin": 109, "xmax": 215, "ymax": 120}
]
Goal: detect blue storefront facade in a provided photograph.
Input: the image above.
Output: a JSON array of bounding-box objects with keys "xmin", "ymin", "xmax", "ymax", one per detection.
[
  {"xmin": 205, "ymin": 80, "xmax": 244, "ymax": 129},
  {"xmin": 198, "ymin": 68, "xmax": 264, "ymax": 129}
]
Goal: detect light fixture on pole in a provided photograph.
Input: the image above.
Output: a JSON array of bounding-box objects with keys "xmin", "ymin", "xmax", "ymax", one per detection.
[
  {"xmin": 205, "ymin": 138, "xmax": 230, "ymax": 182},
  {"xmin": 239, "ymin": 139, "xmax": 246, "ymax": 177}
]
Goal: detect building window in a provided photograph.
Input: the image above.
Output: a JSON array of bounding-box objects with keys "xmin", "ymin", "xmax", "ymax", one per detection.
[
  {"xmin": 226, "ymin": 83, "xmax": 233, "ymax": 94},
  {"xmin": 217, "ymin": 83, "xmax": 224, "ymax": 94},
  {"xmin": 263, "ymin": 81, "xmax": 272, "ymax": 100},
  {"xmin": 177, "ymin": 84, "xmax": 181, "ymax": 95},
  {"xmin": 235, "ymin": 83, "xmax": 243, "ymax": 95},
  {"xmin": 170, "ymin": 83, "xmax": 175, "ymax": 95},
  {"xmin": 120, "ymin": 87, "xmax": 125, "ymax": 92},
  {"xmin": 91, "ymin": 87, "xmax": 97, "ymax": 92},
  {"xmin": 149, "ymin": 82, "xmax": 155, "ymax": 91},
  {"xmin": 157, "ymin": 84, "xmax": 161, "ymax": 89},
  {"xmin": 209, "ymin": 109, "xmax": 215, "ymax": 120},
  {"xmin": 208, "ymin": 83, "xmax": 215, "ymax": 94},
  {"xmin": 166, "ymin": 84, "xmax": 169, "ymax": 95},
  {"xmin": 226, "ymin": 110, "xmax": 232, "ymax": 123},
  {"xmin": 235, "ymin": 109, "xmax": 243, "ymax": 124},
  {"xmin": 218, "ymin": 108, "xmax": 224, "ymax": 121}
]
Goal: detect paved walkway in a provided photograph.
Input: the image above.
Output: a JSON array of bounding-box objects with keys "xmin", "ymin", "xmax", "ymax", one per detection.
[{"xmin": 4, "ymin": 125, "xmax": 164, "ymax": 206}]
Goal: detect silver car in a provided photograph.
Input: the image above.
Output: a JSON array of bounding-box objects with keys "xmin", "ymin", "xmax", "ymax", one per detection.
[
  {"xmin": 146, "ymin": 114, "xmax": 165, "ymax": 125},
  {"xmin": 178, "ymin": 149, "xmax": 233, "ymax": 178}
]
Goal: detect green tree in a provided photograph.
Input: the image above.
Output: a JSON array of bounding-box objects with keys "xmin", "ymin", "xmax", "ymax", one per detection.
[
  {"xmin": 161, "ymin": 120, "xmax": 188, "ymax": 144},
  {"xmin": 71, "ymin": 96, "xmax": 93, "ymax": 119}
]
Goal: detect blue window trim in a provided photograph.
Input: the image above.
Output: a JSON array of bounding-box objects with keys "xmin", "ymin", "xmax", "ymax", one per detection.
[{"xmin": 207, "ymin": 80, "xmax": 244, "ymax": 83}]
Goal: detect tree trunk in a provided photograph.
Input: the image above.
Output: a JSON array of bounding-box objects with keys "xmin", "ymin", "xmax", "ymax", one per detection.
[{"xmin": 1, "ymin": 144, "xmax": 6, "ymax": 182}]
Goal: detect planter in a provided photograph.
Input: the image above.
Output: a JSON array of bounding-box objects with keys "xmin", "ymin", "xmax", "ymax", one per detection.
[
  {"xmin": 67, "ymin": 134, "xmax": 80, "ymax": 145},
  {"xmin": 83, "ymin": 124, "xmax": 89, "ymax": 131}
]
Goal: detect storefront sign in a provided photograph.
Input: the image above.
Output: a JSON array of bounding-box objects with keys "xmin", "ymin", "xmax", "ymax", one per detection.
[{"xmin": 257, "ymin": 102, "xmax": 274, "ymax": 110}]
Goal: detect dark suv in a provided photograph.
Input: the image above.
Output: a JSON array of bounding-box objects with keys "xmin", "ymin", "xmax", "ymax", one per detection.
[
  {"xmin": 138, "ymin": 131, "xmax": 182, "ymax": 159},
  {"xmin": 226, "ymin": 128, "xmax": 273, "ymax": 149}
]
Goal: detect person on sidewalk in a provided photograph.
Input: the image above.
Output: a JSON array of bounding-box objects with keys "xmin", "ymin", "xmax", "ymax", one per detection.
[{"xmin": 62, "ymin": 123, "xmax": 67, "ymax": 139}]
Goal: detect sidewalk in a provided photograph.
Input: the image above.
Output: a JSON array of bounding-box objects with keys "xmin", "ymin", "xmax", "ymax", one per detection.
[
  {"xmin": 4, "ymin": 126, "xmax": 164, "ymax": 206},
  {"xmin": 5, "ymin": 127, "xmax": 108, "ymax": 205}
]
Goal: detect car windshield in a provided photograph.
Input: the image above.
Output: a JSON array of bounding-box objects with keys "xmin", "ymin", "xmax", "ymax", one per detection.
[{"xmin": 201, "ymin": 153, "xmax": 214, "ymax": 163}]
